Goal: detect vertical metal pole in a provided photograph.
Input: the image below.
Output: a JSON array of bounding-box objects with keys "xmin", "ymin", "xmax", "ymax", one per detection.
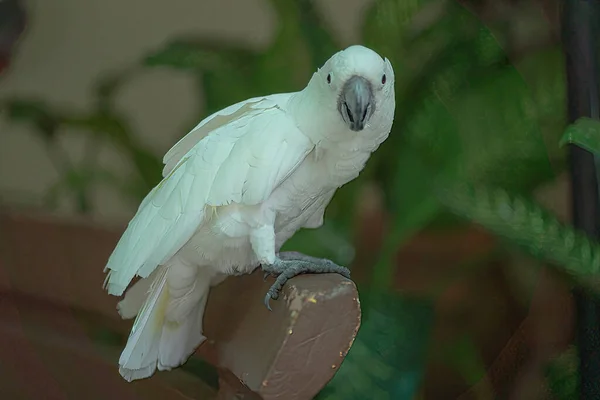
[{"xmin": 561, "ymin": 0, "xmax": 600, "ymax": 397}]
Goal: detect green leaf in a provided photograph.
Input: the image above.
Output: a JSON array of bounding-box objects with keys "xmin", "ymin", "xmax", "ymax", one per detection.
[
  {"xmin": 94, "ymin": 67, "xmax": 142, "ymax": 112},
  {"xmin": 560, "ymin": 117, "xmax": 600, "ymax": 155},
  {"xmin": 200, "ymin": 64, "xmax": 257, "ymax": 117},
  {"xmin": 324, "ymin": 176, "xmax": 367, "ymax": 235},
  {"xmin": 369, "ymin": 146, "xmax": 448, "ymax": 289},
  {"xmin": 436, "ymin": 182, "xmax": 600, "ymax": 292},
  {"xmin": 362, "ymin": 0, "xmax": 430, "ymax": 63},
  {"xmin": 253, "ymin": 0, "xmax": 316, "ymax": 93},
  {"xmin": 369, "ymin": 196, "xmax": 439, "ymax": 290},
  {"xmin": 43, "ymin": 180, "xmax": 68, "ymax": 210},
  {"xmin": 143, "ymin": 38, "xmax": 256, "ymax": 72},
  {"xmin": 1, "ymin": 98, "xmax": 60, "ymax": 140},
  {"xmin": 397, "ymin": 45, "xmax": 559, "ymax": 195},
  {"xmin": 441, "ymin": 335, "xmax": 491, "ymax": 394},
  {"xmin": 61, "ymin": 112, "xmax": 163, "ymax": 192},
  {"xmin": 515, "ymin": 48, "xmax": 567, "ymax": 157},
  {"xmin": 450, "ymin": 67, "xmax": 558, "ymax": 191},
  {"xmin": 545, "ymin": 346, "xmax": 579, "ymax": 400},
  {"xmin": 143, "ymin": 38, "xmax": 259, "ymax": 116},
  {"xmin": 44, "ymin": 166, "xmax": 144, "ymax": 212},
  {"xmin": 295, "ymin": 0, "xmax": 339, "ymax": 67},
  {"xmin": 316, "ymin": 291, "xmax": 434, "ymax": 400},
  {"xmin": 281, "ymin": 221, "xmax": 355, "ymax": 267}
]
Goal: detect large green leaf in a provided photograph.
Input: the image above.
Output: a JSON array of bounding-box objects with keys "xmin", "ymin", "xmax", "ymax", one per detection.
[
  {"xmin": 316, "ymin": 291, "xmax": 434, "ymax": 400},
  {"xmin": 436, "ymin": 182, "xmax": 600, "ymax": 292}
]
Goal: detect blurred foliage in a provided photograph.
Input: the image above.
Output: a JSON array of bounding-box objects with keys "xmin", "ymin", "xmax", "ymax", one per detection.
[
  {"xmin": 315, "ymin": 291, "xmax": 434, "ymax": 400},
  {"xmin": 361, "ymin": 0, "xmax": 566, "ymax": 292},
  {"xmin": 1, "ymin": 0, "xmax": 595, "ymax": 397},
  {"xmin": 440, "ymin": 334, "xmax": 492, "ymax": 397},
  {"xmin": 1, "ymin": 97, "xmax": 161, "ymax": 211},
  {"xmin": 546, "ymin": 346, "xmax": 579, "ymax": 400}
]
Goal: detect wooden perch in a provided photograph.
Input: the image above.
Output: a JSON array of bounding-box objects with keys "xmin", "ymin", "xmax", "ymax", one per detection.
[{"xmin": 0, "ymin": 210, "xmax": 361, "ymax": 399}]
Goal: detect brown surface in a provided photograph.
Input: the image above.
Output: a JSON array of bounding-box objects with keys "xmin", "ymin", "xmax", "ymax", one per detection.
[
  {"xmin": 0, "ymin": 290, "xmax": 218, "ymax": 400},
  {"xmin": 0, "ymin": 209, "xmax": 361, "ymax": 399}
]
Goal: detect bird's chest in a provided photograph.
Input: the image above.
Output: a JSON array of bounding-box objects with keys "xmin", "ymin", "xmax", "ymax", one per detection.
[
  {"xmin": 269, "ymin": 147, "xmax": 371, "ymax": 227},
  {"xmin": 178, "ymin": 145, "xmax": 372, "ymax": 271}
]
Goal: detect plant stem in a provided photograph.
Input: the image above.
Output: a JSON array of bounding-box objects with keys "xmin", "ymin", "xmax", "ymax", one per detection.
[{"xmin": 561, "ymin": 0, "xmax": 600, "ymax": 397}]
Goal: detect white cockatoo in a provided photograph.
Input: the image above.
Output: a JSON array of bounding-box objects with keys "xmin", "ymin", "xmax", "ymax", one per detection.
[{"xmin": 104, "ymin": 44, "xmax": 395, "ymax": 382}]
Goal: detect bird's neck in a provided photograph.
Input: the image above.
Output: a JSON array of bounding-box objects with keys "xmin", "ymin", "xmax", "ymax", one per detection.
[{"xmin": 287, "ymin": 77, "xmax": 342, "ymax": 144}]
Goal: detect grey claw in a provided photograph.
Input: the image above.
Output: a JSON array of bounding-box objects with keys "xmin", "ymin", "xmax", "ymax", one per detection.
[
  {"xmin": 264, "ymin": 293, "xmax": 272, "ymax": 311},
  {"xmin": 261, "ymin": 255, "xmax": 350, "ymax": 312},
  {"xmin": 339, "ymin": 267, "xmax": 351, "ymax": 279}
]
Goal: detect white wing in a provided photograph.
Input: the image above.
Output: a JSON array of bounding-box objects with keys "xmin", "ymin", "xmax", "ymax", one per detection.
[
  {"xmin": 104, "ymin": 96, "xmax": 314, "ymax": 296},
  {"xmin": 162, "ymin": 96, "xmax": 267, "ymax": 177}
]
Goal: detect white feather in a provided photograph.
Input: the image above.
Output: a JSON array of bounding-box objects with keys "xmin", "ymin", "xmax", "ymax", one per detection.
[
  {"xmin": 117, "ymin": 264, "xmax": 169, "ymax": 382},
  {"xmin": 117, "ymin": 260, "xmax": 213, "ymax": 380},
  {"xmin": 163, "ymin": 96, "xmax": 269, "ymax": 177}
]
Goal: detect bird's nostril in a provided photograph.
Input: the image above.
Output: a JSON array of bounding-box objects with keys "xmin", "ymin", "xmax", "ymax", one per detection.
[{"xmin": 345, "ymin": 102, "xmax": 354, "ymax": 123}]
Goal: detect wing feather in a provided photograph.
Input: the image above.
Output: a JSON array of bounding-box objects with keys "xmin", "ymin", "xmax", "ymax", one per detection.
[
  {"xmin": 105, "ymin": 97, "xmax": 314, "ymax": 296},
  {"xmin": 162, "ymin": 96, "xmax": 265, "ymax": 177}
]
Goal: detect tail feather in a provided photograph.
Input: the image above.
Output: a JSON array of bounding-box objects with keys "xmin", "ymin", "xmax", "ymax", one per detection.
[
  {"xmin": 116, "ymin": 270, "xmax": 157, "ymax": 320},
  {"xmin": 158, "ymin": 294, "xmax": 207, "ymax": 370},
  {"xmin": 116, "ymin": 261, "xmax": 211, "ymax": 382}
]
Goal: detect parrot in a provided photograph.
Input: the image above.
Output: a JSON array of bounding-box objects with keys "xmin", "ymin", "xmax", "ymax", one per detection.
[{"xmin": 103, "ymin": 44, "xmax": 396, "ymax": 382}]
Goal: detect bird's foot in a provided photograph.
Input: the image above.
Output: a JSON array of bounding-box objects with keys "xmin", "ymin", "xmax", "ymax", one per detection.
[{"xmin": 261, "ymin": 251, "xmax": 351, "ymax": 311}]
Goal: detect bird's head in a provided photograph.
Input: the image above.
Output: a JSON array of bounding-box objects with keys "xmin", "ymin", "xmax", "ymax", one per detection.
[{"xmin": 315, "ymin": 45, "xmax": 395, "ymax": 132}]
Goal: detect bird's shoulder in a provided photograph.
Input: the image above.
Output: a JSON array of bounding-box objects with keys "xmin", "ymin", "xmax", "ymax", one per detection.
[{"xmin": 162, "ymin": 93, "xmax": 299, "ymax": 178}]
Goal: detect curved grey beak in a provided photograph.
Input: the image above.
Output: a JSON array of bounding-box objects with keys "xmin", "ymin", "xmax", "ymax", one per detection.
[{"xmin": 338, "ymin": 75, "xmax": 374, "ymax": 131}]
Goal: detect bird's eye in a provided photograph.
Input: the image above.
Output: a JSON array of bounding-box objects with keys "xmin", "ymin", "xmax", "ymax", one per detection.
[
  {"xmin": 327, "ymin": 74, "xmax": 331, "ymax": 84},
  {"xmin": 381, "ymin": 74, "xmax": 387, "ymax": 85}
]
